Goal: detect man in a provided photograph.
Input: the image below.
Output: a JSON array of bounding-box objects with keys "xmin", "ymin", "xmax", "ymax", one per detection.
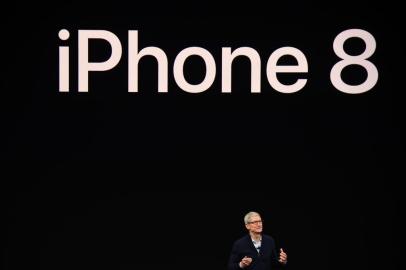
[{"xmin": 228, "ymin": 211, "xmax": 288, "ymax": 270}]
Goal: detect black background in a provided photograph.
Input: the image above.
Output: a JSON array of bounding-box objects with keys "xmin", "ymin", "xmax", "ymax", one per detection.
[{"xmin": 2, "ymin": 1, "xmax": 404, "ymax": 270}]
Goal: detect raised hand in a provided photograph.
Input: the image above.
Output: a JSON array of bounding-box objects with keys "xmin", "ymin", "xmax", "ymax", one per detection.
[
  {"xmin": 239, "ymin": 256, "xmax": 253, "ymax": 268},
  {"xmin": 278, "ymin": 248, "xmax": 288, "ymax": 264}
]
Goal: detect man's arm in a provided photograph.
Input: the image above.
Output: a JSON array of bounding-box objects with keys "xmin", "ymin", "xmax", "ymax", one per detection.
[
  {"xmin": 228, "ymin": 243, "xmax": 248, "ymax": 270},
  {"xmin": 270, "ymin": 241, "xmax": 287, "ymax": 268},
  {"xmin": 278, "ymin": 248, "xmax": 288, "ymax": 265}
]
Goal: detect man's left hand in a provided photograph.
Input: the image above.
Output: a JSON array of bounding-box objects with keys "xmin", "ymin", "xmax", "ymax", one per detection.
[{"xmin": 278, "ymin": 248, "xmax": 287, "ymax": 265}]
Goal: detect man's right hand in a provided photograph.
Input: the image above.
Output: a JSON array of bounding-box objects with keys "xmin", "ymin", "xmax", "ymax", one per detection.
[{"xmin": 239, "ymin": 256, "xmax": 252, "ymax": 268}]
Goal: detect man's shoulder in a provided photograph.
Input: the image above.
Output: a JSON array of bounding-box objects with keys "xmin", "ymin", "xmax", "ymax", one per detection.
[
  {"xmin": 262, "ymin": 234, "xmax": 275, "ymax": 243},
  {"xmin": 232, "ymin": 234, "xmax": 275, "ymax": 246},
  {"xmin": 233, "ymin": 234, "xmax": 250, "ymax": 245}
]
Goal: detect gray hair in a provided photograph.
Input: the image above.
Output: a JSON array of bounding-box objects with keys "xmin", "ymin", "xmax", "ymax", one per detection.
[{"xmin": 244, "ymin": 211, "xmax": 261, "ymax": 224}]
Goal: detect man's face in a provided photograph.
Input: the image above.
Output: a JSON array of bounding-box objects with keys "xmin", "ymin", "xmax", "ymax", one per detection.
[{"xmin": 245, "ymin": 214, "xmax": 263, "ymax": 233}]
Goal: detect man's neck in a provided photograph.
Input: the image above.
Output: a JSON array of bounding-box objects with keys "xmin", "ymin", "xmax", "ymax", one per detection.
[{"xmin": 250, "ymin": 232, "xmax": 261, "ymax": 242}]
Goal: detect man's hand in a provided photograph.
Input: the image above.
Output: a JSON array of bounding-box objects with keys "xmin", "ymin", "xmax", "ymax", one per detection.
[
  {"xmin": 278, "ymin": 248, "xmax": 287, "ymax": 264},
  {"xmin": 239, "ymin": 256, "xmax": 252, "ymax": 268}
]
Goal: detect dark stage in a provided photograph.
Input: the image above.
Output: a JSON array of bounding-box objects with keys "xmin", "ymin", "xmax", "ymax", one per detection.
[{"xmin": 2, "ymin": 2, "xmax": 404, "ymax": 270}]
